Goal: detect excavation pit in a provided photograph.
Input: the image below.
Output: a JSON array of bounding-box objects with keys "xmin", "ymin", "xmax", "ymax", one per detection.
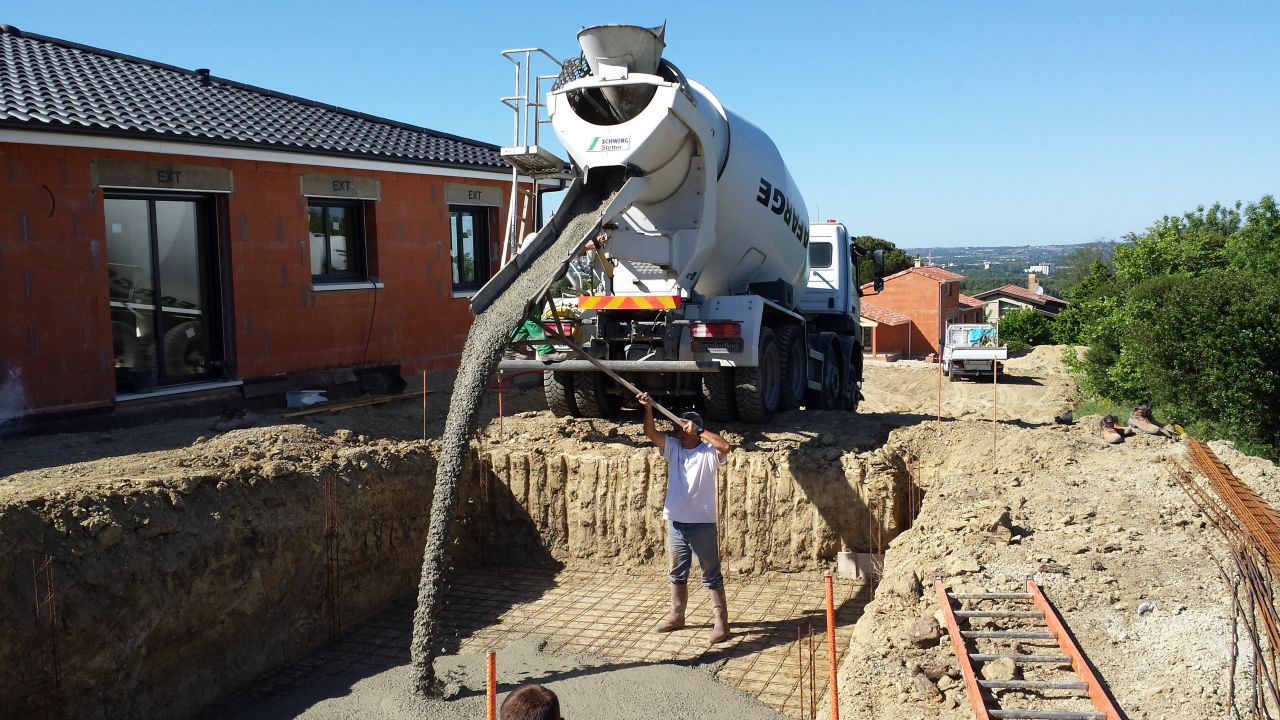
[{"xmin": 0, "ymin": 396, "xmax": 933, "ymax": 720}]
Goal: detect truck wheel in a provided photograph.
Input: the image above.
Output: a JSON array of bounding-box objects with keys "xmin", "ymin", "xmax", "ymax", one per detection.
[
  {"xmin": 819, "ymin": 345, "xmax": 842, "ymax": 410},
  {"xmin": 775, "ymin": 325, "xmax": 806, "ymax": 411},
  {"xmin": 573, "ymin": 371, "xmax": 619, "ymax": 418},
  {"xmin": 702, "ymin": 367, "xmax": 736, "ymax": 422},
  {"xmin": 544, "ymin": 371, "xmax": 579, "ymax": 417},
  {"xmin": 735, "ymin": 327, "xmax": 780, "ymax": 423},
  {"xmin": 844, "ymin": 345, "xmax": 862, "ymax": 412}
]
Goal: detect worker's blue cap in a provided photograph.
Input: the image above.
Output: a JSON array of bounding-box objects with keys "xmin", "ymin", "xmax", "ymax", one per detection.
[{"xmin": 678, "ymin": 411, "xmax": 704, "ymax": 432}]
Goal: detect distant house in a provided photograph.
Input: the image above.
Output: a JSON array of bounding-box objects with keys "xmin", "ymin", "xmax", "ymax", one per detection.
[
  {"xmin": 0, "ymin": 25, "xmax": 540, "ymax": 423},
  {"xmin": 859, "ymin": 265, "xmax": 985, "ymax": 359},
  {"xmin": 973, "ymin": 274, "xmax": 1068, "ymax": 320}
]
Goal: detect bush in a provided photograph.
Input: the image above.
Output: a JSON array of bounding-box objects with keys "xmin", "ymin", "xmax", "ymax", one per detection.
[
  {"xmin": 997, "ymin": 308, "xmax": 1053, "ymax": 347},
  {"xmin": 1066, "ymin": 195, "xmax": 1280, "ymax": 460}
]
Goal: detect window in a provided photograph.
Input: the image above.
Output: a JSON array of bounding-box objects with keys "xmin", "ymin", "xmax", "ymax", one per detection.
[
  {"xmin": 309, "ymin": 200, "xmax": 366, "ymax": 281},
  {"xmin": 945, "ymin": 282, "xmax": 953, "ymax": 297},
  {"xmin": 449, "ymin": 205, "xmax": 491, "ymax": 291},
  {"xmin": 106, "ymin": 193, "xmax": 221, "ymax": 391},
  {"xmin": 809, "ymin": 241, "xmax": 833, "ymax": 269}
]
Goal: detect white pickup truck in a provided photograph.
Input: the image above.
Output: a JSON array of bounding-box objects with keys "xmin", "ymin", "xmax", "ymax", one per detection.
[{"xmin": 942, "ymin": 323, "xmax": 1007, "ymax": 381}]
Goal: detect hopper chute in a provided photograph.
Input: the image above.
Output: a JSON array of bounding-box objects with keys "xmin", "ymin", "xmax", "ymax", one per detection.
[{"xmin": 574, "ymin": 22, "xmax": 666, "ymax": 122}]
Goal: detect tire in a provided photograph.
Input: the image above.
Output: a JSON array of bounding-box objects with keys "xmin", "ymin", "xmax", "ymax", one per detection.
[
  {"xmin": 702, "ymin": 366, "xmax": 736, "ymax": 422},
  {"xmin": 844, "ymin": 343, "xmax": 862, "ymax": 412},
  {"xmin": 573, "ymin": 371, "xmax": 619, "ymax": 418},
  {"xmin": 775, "ymin": 325, "xmax": 806, "ymax": 412},
  {"xmin": 817, "ymin": 344, "xmax": 842, "ymax": 410},
  {"xmin": 163, "ymin": 321, "xmax": 206, "ymax": 375},
  {"xmin": 735, "ymin": 327, "xmax": 780, "ymax": 423},
  {"xmin": 544, "ymin": 371, "xmax": 578, "ymax": 417}
]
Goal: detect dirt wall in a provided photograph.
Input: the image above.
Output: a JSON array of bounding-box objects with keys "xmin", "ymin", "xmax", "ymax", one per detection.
[
  {"xmin": 475, "ymin": 417, "xmax": 914, "ymax": 573},
  {"xmin": 0, "ymin": 429, "xmax": 471, "ymax": 720}
]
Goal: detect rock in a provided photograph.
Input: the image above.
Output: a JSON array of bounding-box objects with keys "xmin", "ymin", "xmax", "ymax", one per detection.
[
  {"xmin": 979, "ymin": 657, "xmax": 1018, "ymax": 681},
  {"xmin": 946, "ymin": 557, "xmax": 981, "ymax": 575},
  {"xmin": 907, "ymin": 616, "xmax": 941, "ymax": 647},
  {"xmin": 912, "ymin": 672, "xmax": 943, "ymax": 705},
  {"xmin": 887, "ymin": 571, "xmax": 923, "ymax": 599},
  {"xmin": 1137, "ymin": 601, "xmax": 1156, "ymax": 615}
]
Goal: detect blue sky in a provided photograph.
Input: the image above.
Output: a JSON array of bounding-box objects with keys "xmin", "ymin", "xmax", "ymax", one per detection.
[{"xmin": 7, "ymin": 2, "xmax": 1277, "ymax": 247}]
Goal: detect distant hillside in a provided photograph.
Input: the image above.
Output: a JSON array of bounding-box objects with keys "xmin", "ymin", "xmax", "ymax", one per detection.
[{"xmin": 902, "ymin": 244, "xmax": 1092, "ymax": 271}]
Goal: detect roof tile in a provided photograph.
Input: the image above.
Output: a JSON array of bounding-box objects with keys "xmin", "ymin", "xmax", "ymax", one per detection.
[{"xmin": 0, "ymin": 26, "xmax": 506, "ymax": 170}]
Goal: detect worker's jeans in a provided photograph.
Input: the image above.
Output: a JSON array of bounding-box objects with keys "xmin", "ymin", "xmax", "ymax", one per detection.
[{"xmin": 667, "ymin": 521, "xmax": 723, "ymax": 590}]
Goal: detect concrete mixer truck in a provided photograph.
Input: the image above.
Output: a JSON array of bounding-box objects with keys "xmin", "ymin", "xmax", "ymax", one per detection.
[{"xmin": 474, "ymin": 23, "xmax": 883, "ymax": 422}]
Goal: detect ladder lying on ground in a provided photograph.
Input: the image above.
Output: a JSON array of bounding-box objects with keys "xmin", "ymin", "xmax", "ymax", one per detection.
[{"xmin": 934, "ymin": 579, "xmax": 1124, "ymax": 720}]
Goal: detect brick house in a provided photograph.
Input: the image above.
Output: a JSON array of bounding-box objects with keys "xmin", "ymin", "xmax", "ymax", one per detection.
[
  {"xmin": 973, "ymin": 273, "xmax": 1069, "ymax": 321},
  {"xmin": 0, "ymin": 26, "xmax": 537, "ymax": 425},
  {"xmin": 858, "ymin": 265, "xmax": 986, "ymax": 359}
]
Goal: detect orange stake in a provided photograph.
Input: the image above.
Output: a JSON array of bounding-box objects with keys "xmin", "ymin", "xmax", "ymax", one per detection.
[
  {"xmin": 936, "ymin": 353, "xmax": 942, "ymax": 424},
  {"xmin": 486, "ymin": 650, "xmax": 497, "ymax": 720},
  {"xmin": 992, "ymin": 359, "xmax": 998, "ymax": 473},
  {"xmin": 824, "ymin": 573, "xmax": 839, "ymax": 720}
]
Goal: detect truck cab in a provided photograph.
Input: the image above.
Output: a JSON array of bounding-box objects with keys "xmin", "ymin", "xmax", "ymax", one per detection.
[{"xmin": 800, "ymin": 221, "xmax": 858, "ymax": 318}]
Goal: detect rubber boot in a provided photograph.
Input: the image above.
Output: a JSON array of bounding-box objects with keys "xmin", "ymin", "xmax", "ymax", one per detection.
[
  {"xmin": 655, "ymin": 583, "xmax": 687, "ymax": 633},
  {"xmin": 707, "ymin": 586, "xmax": 730, "ymax": 645}
]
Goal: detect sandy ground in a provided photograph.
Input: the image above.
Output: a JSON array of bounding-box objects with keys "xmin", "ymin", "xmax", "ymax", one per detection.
[{"xmin": 4, "ymin": 345, "xmax": 1277, "ymax": 719}]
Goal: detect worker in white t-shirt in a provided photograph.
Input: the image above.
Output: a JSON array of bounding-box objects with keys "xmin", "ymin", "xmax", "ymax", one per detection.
[{"xmin": 637, "ymin": 391, "xmax": 732, "ymax": 645}]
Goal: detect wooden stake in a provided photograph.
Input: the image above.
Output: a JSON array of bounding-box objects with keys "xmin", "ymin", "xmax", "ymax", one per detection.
[
  {"xmin": 992, "ymin": 360, "xmax": 998, "ymax": 474},
  {"xmin": 936, "ymin": 353, "xmax": 942, "ymax": 425}
]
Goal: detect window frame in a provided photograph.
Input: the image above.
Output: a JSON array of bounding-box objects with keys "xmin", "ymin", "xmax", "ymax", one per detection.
[
  {"xmin": 448, "ymin": 204, "xmax": 492, "ymax": 292},
  {"xmin": 308, "ymin": 199, "xmax": 368, "ymax": 283}
]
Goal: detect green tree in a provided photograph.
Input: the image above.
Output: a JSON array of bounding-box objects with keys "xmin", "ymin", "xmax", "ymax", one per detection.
[
  {"xmin": 1067, "ymin": 195, "xmax": 1280, "ymax": 460},
  {"xmin": 854, "ymin": 236, "xmax": 912, "ymax": 286},
  {"xmin": 997, "ymin": 307, "xmax": 1053, "ymax": 348}
]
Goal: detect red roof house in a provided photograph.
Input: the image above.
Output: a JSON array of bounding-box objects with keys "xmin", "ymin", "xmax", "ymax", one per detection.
[{"xmin": 859, "ymin": 265, "xmax": 985, "ymax": 360}]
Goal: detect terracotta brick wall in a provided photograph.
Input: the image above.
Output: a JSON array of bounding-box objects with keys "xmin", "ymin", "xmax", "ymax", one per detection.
[{"xmin": 0, "ymin": 141, "xmax": 519, "ymax": 416}]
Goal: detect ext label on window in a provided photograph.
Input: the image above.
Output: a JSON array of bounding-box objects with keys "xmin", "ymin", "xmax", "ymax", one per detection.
[
  {"xmin": 587, "ymin": 136, "xmax": 630, "ymax": 152},
  {"xmin": 301, "ymin": 173, "xmax": 380, "ymax": 200}
]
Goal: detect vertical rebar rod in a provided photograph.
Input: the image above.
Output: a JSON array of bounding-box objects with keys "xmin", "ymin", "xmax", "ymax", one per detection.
[
  {"xmin": 422, "ymin": 369, "xmax": 428, "ymax": 441},
  {"xmin": 797, "ymin": 625, "xmax": 805, "ymax": 719},
  {"xmin": 809, "ymin": 623, "xmax": 817, "ymax": 720}
]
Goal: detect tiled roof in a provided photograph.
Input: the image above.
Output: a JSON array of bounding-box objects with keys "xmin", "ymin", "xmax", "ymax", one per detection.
[
  {"xmin": 860, "ymin": 301, "xmax": 911, "ymax": 326},
  {"xmin": 911, "ymin": 265, "xmax": 965, "ymax": 282},
  {"xmin": 958, "ymin": 294, "xmax": 986, "ymax": 309},
  {"xmin": 973, "ymin": 284, "xmax": 1067, "ymax": 306},
  {"xmin": 863, "ymin": 265, "xmax": 965, "ymax": 289},
  {"xmin": 0, "ymin": 25, "xmax": 506, "ymax": 170}
]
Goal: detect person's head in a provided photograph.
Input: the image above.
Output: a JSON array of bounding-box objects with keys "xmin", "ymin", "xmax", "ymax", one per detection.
[
  {"xmin": 674, "ymin": 411, "xmax": 704, "ymax": 447},
  {"xmin": 500, "ymin": 684, "xmax": 561, "ymax": 720}
]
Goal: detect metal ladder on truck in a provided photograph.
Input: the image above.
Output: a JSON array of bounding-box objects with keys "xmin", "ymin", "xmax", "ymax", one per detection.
[
  {"xmin": 935, "ymin": 579, "xmax": 1125, "ymax": 720},
  {"xmin": 496, "ymin": 47, "xmax": 575, "ymax": 269}
]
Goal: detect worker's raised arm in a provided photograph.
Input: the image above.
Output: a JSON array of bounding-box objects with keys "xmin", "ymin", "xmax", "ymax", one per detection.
[
  {"xmin": 700, "ymin": 428, "xmax": 731, "ymax": 462},
  {"xmin": 637, "ymin": 392, "xmax": 665, "ymax": 451}
]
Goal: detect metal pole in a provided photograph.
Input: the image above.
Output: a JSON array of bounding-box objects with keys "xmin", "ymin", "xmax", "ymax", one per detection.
[{"xmin": 422, "ymin": 369, "xmax": 427, "ymax": 441}]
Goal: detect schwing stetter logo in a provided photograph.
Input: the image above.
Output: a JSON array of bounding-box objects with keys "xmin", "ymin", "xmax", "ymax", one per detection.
[{"xmin": 587, "ymin": 136, "xmax": 631, "ymax": 152}]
